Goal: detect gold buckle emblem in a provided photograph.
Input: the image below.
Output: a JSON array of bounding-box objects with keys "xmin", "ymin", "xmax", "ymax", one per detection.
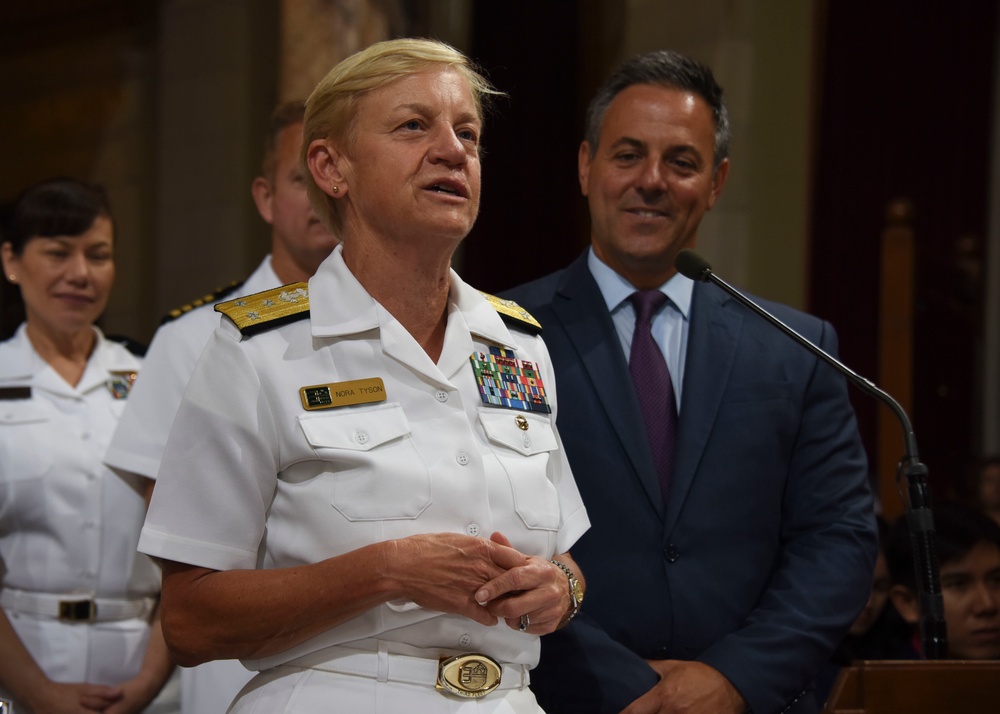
[{"xmin": 436, "ymin": 653, "xmax": 502, "ymax": 698}]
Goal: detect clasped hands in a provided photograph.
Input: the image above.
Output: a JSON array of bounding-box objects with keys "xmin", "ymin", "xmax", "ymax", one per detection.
[{"xmin": 388, "ymin": 531, "xmax": 572, "ymax": 634}]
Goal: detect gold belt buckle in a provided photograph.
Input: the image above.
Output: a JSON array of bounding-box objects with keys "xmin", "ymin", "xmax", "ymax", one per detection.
[
  {"xmin": 59, "ymin": 599, "xmax": 96, "ymax": 622},
  {"xmin": 436, "ymin": 653, "xmax": 502, "ymax": 698}
]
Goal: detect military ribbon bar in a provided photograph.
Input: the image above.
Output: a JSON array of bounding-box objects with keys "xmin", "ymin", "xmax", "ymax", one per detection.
[{"xmin": 469, "ymin": 346, "xmax": 551, "ymax": 414}]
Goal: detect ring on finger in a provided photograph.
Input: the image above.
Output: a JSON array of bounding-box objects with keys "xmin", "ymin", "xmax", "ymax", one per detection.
[{"xmin": 519, "ymin": 614, "xmax": 530, "ymax": 632}]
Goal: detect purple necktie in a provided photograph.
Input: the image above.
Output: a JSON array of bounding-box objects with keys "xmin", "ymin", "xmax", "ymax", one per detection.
[{"xmin": 628, "ymin": 290, "xmax": 677, "ymax": 503}]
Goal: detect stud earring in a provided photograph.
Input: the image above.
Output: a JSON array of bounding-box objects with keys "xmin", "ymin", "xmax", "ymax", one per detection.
[
  {"xmin": 332, "ymin": 186, "xmax": 339, "ymax": 193},
  {"xmin": 7, "ymin": 274, "xmax": 15, "ymax": 283}
]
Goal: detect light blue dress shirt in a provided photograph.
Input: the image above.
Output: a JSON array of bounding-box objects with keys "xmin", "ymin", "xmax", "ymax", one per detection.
[{"xmin": 587, "ymin": 247, "xmax": 691, "ymax": 413}]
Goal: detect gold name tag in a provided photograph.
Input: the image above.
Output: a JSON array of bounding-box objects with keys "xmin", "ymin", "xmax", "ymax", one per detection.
[
  {"xmin": 299, "ymin": 378, "xmax": 387, "ymax": 411},
  {"xmin": 436, "ymin": 653, "xmax": 502, "ymax": 698}
]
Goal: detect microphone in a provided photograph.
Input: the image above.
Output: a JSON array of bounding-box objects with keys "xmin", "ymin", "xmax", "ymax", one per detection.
[{"xmin": 676, "ymin": 247, "xmax": 947, "ymax": 659}]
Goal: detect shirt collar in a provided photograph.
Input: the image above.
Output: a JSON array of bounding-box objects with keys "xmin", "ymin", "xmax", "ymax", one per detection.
[
  {"xmin": 0, "ymin": 323, "xmax": 139, "ymax": 393},
  {"xmin": 587, "ymin": 246, "xmax": 693, "ymax": 320},
  {"xmin": 308, "ymin": 244, "xmax": 520, "ymax": 349},
  {"xmin": 0, "ymin": 323, "xmax": 44, "ymax": 381}
]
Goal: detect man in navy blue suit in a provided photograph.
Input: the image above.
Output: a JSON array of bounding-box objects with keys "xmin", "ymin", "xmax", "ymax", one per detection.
[{"xmin": 503, "ymin": 50, "xmax": 877, "ymax": 714}]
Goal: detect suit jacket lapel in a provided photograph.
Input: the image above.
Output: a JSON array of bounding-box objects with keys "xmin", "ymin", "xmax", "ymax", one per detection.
[
  {"xmin": 664, "ymin": 282, "xmax": 743, "ymax": 533},
  {"xmin": 551, "ymin": 254, "xmax": 666, "ymax": 518}
]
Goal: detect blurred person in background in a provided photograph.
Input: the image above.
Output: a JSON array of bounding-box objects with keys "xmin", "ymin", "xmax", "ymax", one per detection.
[
  {"xmin": 0, "ymin": 178, "xmax": 175, "ymax": 713},
  {"xmin": 973, "ymin": 455, "xmax": 1000, "ymax": 527},
  {"xmin": 815, "ymin": 516, "xmax": 908, "ymax": 706},
  {"xmin": 886, "ymin": 502, "xmax": 1000, "ymax": 660},
  {"xmin": 105, "ymin": 101, "xmax": 339, "ymax": 713}
]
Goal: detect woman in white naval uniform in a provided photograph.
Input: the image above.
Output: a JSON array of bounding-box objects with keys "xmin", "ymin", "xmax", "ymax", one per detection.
[
  {"xmin": 0, "ymin": 179, "xmax": 175, "ymax": 712},
  {"xmin": 139, "ymin": 39, "xmax": 590, "ymax": 713}
]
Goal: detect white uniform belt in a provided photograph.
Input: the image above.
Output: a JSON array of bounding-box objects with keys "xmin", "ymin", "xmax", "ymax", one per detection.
[
  {"xmin": 283, "ymin": 645, "xmax": 530, "ymax": 694},
  {"xmin": 0, "ymin": 588, "xmax": 155, "ymax": 623}
]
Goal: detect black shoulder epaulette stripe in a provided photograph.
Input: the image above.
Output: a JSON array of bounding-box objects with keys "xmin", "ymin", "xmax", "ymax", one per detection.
[
  {"xmin": 160, "ymin": 278, "xmax": 247, "ymax": 325},
  {"xmin": 104, "ymin": 334, "xmax": 148, "ymax": 357},
  {"xmin": 215, "ymin": 282, "xmax": 310, "ymax": 337},
  {"xmin": 479, "ymin": 292, "xmax": 542, "ymax": 335}
]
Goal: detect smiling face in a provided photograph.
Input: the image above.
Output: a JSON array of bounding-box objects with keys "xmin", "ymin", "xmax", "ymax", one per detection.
[
  {"xmin": 319, "ymin": 66, "xmax": 482, "ymax": 249},
  {"xmin": 1, "ymin": 214, "xmax": 115, "ymax": 340},
  {"xmin": 580, "ymin": 83, "xmax": 729, "ymax": 289}
]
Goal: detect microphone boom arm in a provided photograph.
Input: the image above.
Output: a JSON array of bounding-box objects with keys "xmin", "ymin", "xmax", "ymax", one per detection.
[{"xmin": 677, "ymin": 248, "xmax": 947, "ymax": 659}]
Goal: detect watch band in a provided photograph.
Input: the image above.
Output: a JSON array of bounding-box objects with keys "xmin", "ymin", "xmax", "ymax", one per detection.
[{"xmin": 550, "ymin": 559, "xmax": 582, "ymax": 624}]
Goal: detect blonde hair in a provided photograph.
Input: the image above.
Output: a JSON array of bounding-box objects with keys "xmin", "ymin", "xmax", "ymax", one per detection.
[{"xmin": 302, "ymin": 38, "xmax": 500, "ymax": 233}]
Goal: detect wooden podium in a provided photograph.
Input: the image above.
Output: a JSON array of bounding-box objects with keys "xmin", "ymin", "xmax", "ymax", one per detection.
[{"xmin": 823, "ymin": 660, "xmax": 1000, "ymax": 713}]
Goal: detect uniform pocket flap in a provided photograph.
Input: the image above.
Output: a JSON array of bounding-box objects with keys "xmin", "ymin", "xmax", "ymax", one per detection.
[
  {"xmin": 298, "ymin": 403, "xmax": 411, "ymax": 452},
  {"xmin": 0, "ymin": 401, "xmax": 48, "ymax": 425},
  {"xmin": 479, "ymin": 409, "xmax": 557, "ymax": 455}
]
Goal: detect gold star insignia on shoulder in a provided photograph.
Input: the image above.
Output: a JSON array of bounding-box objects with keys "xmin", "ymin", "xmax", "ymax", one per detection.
[
  {"xmin": 480, "ymin": 292, "xmax": 542, "ymax": 335},
  {"xmin": 215, "ymin": 282, "xmax": 311, "ymax": 336}
]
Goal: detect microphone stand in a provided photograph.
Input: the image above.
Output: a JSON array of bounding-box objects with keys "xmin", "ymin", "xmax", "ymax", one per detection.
[{"xmin": 678, "ymin": 249, "xmax": 947, "ymax": 658}]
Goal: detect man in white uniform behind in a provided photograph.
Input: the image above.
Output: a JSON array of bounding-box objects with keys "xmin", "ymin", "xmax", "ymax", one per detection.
[{"xmin": 104, "ymin": 101, "xmax": 340, "ymax": 713}]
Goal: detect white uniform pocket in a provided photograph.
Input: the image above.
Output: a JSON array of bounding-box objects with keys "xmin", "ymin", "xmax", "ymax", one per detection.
[
  {"xmin": 297, "ymin": 403, "xmax": 431, "ymax": 521},
  {"xmin": 0, "ymin": 401, "xmax": 54, "ymax": 481},
  {"xmin": 479, "ymin": 408, "xmax": 560, "ymax": 531}
]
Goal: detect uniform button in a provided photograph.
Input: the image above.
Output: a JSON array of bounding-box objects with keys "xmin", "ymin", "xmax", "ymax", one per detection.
[
  {"xmin": 81, "ymin": 431, "xmax": 91, "ymax": 441},
  {"xmin": 84, "ymin": 520, "xmax": 96, "ymax": 528},
  {"xmin": 459, "ymin": 634, "xmax": 472, "ymax": 647},
  {"xmin": 86, "ymin": 473, "xmax": 97, "ymax": 481},
  {"xmin": 456, "ymin": 452, "xmax": 470, "ymax": 466},
  {"xmin": 354, "ymin": 431, "xmax": 370, "ymax": 445},
  {"xmin": 435, "ymin": 390, "xmax": 449, "ymax": 403},
  {"xmin": 664, "ymin": 544, "xmax": 680, "ymax": 562},
  {"xmin": 522, "ymin": 435, "xmax": 531, "ymax": 449},
  {"xmin": 466, "ymin": 523, "xmax": 480, "ymax": 537}
]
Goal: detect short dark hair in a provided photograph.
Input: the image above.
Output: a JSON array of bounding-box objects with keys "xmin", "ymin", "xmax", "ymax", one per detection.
[
  {"xmin": 261, "ymin": 100, "xmax": 307, "ymax": 180},
  {"xmin": 584, "ymin": 49, "xmax": 730, "ymax": 170},
  {"xmin": 4, "ymin": 177, "xmax": 112, "ymax": 255},
  {"xmin": 885, "ymin": 502, "xmax": 1000, "ymax": 592}
]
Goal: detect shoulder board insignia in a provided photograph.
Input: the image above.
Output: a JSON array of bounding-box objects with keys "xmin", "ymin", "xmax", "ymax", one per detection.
[
  {"xmin": 161, "ymin": 278, "xmax": 248, "ymax": 325},
  {"xmin": 215, "ymin": 282, "xmax": 310, "ymax": 336},
  {"xmin": 480, "ymin": 292, "xmax": 542, "ymax": 335}
]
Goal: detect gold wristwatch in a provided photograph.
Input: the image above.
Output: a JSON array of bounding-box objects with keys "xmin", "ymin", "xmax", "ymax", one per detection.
[{"xmin": 550, "ymin": 559, "xmax": 584, "ymax": 624}]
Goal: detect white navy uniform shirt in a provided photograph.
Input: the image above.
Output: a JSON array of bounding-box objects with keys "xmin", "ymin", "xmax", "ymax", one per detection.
[
  {"xmin": 105, "ymin": 256, "xmax": 281, "ymax": 479},
  {"xmin": 104, "ymin": 257, "xmax": 281, "ymax": 714},
  {"xmin": 0, "ymin": 325, "xmax": 156, "ymax": 689},
  {"xmin": 139, "ymin": 245, "xmax": 590, "ymax": 675}
]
